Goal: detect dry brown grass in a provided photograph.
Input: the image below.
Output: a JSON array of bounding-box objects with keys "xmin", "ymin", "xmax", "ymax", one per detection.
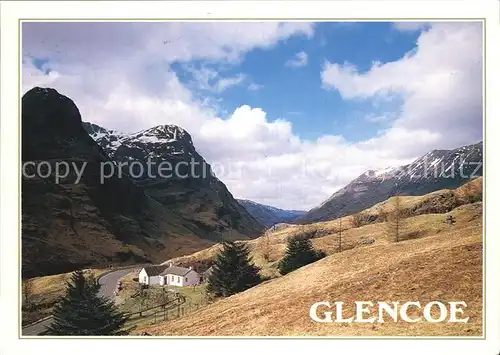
[
  {"xmin": 165, "ymin": 199, "xmax": 482, "ymax": 280},
  {"xmin": 142, "ymin": 217, "xmax": 482, "ymax": 336},
  {"xmin": 26, "ymin": 268, "xmax": 107, "ymax": 303},
  {"xmin": 142, "ymin": 180, "xmax": 483, "ymax": 336}
]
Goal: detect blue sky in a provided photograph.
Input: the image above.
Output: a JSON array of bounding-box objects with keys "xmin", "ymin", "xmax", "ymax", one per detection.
[
  {"xmin": 23, "ymin": 21, "xmax": 482, "ymax": 209},
  {"xmin": 171, "ymin": 22, "xmax": 420, "ymax": 142}
]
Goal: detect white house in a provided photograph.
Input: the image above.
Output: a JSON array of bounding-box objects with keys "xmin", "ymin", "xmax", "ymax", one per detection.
[
  {"xmin": 138, "ymin": 265, "xmax": 165, "ymax": 286},
  {"xmin": 160, "ymin": 265, "xmax": 200, "ymax": 287},
  {"xmin": 138, "ymin": 264, "xmax": 200, "ymax": 287}
]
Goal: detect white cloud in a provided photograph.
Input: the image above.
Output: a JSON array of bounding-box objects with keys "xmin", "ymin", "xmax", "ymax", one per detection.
[
  {"xmin": 183, "ymin": 65, "xmax": 246, "ymax": 93},
  {"xmin": 248, "ymin": 83, "xmax": 264, "ymax": 91},
  {"xmin": 365, "ymin": 113, "xmax": 393, "ymax": 123},
  {"xmin": 213, "ymin": 73, "xmax": 246, "ymax": 92},
  {"xmin": 321, "ymin": 22, "xmax": 482, "ymax": 158},
  {"xmin": 392, "ymin": 21, "xmax": 430, "ymax": 32},
  {"xmin": 22, "ymin": 22, "xmax": 482, "ymax": 210},
  {"xmin": 22, "ymin": 22, "xmax": 314, "ymax": 65},
  {"xmin": 285, "ymin": 51, "xmax": 308, "ymax": 68}
]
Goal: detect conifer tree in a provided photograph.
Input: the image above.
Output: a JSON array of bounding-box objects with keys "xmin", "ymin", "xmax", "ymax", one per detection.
[
  {"xmin": 46, "ymin": 271, "xmax": 130, "ymax": 336},
  {"xmin": 278, "ymin": 236, "xmax": 326, "ymax": 275},
  {"xmin": 207, "ymin": 241, "xmax": 261, "ymax": 297}
]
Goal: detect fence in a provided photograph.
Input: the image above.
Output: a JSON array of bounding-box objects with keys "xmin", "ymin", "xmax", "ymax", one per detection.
[{"xmin": 125, "ymin": 294, "xmax": 186, "ymax": 321}]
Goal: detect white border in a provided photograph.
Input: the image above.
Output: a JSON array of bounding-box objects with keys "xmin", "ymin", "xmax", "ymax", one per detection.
[{"xmin": 1, "ymin": 1, "xmax": 499, "ymax": 354}]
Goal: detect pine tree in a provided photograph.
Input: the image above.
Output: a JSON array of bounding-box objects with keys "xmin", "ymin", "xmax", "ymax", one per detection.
[
  {"xmin": 278, "ymin": 236, "xmax": 326, "ymax": 275},
  {"xmin": 207, "ymin": 241, "xmax": 261, "ymax": 297},
  {"xmin": 46, "ymin": 271, "xmax": 130, "ymax": 336}
]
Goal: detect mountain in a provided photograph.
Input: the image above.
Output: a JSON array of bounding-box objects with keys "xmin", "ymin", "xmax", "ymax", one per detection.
[
  {"xmin": 21, "ymin": 87, "xmax": 262, "ymax": 278},
  {"xmin": 298, "ymin": 142, "xmax": 483, "ymax": 223},
  {"xmin": 237, "ymin": 199, "xmax": 306, "ymax": 228},
  {"xmin": 82, "ymin": 122, "xmax": 263, "ymax": 241}
]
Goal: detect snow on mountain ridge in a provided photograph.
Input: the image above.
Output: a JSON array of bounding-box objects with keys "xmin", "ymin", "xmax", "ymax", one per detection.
[
  {"xmin": 300, "ymin": 141, "xmax": 483, "ymax": 223},
  {"xmin": 84, "ymin": 122, "xmax": 191, "ymax": 158},
  {"xmin": 373, "ymin": 166, "xmax": 397, "ymax": 177}
]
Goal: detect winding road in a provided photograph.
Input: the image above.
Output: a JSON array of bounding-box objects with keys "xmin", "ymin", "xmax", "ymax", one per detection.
[
  {"xmin": 22, "ymin": 267, "xmax": 137, "ymax": 336},
  {"xmin": 97, "ymin": 268, "xmax": 136, "ymax": 300}
]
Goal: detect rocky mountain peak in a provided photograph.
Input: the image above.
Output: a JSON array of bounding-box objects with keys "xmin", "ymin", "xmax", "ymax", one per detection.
[
  {"xmin": 82, "ymin": 119, "xmax": 263, "ymax": 239},
  {"xmin": 22, "ymin": 87, "xmax": 82, "ymax": 137},
  {"xmin": 22, "ymin": 87, "xmax": 104, "ymax": 161},
  {"xmin": 82, "ymin": 122, "xmax": 196, "ymax": 161},
  {"xmin": 137, "ymin": 124, "xmax": 191, "ymax": 143},
  {"xmin": 299, "ymin": 141, "xmax": 483, "ymax": 223}
]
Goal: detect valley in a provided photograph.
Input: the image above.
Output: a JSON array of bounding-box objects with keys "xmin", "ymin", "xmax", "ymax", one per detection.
[
  {"xmin": 237, "ymin": 199, "xmax": 306, "ymax": 227},
  {"xmin": 21, "ymin": 87, "xmax": 263, "ymax": 278},
  {"xmin": 17, "ymin": 20, "xmax": 485, "ymax": 341},
  {"xmin": 139, "ymin": 185, "xmax": 483, "ymax": 336},
  {"xmin": 23, "ymin": 178, "xmax": 483, "ymax": 336}
]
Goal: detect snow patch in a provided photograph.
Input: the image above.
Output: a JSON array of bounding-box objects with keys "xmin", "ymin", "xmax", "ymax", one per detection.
[{"xmin": 373, "ymin": 166, "xmax": 396, "ymax": 177}]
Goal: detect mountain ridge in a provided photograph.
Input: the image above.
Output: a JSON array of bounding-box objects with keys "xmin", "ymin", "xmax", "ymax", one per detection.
[
  {"xmin": 83, "ymin": 121, "xmax": 264, "ymax": 241},
  {"xmin": 237, "ymin": 199, "xmax": 306, "ymax": 227},
  {"xmin": 21, "ymin": 87, "xmax": 262, "ymax": 278},
  {"xmin": 298, "ymin": 141, "xmax": 483, "ymax": 223}
]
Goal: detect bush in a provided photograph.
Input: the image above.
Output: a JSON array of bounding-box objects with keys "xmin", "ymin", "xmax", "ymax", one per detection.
[
  {"xmin": 468, "ymin": 195, "xmax": 482, "ymax": 203},
  {"xmin": 351, "ymin": 213, "xmax": 364, "ymax": 228},
  {"xmin": 278, "ymin": 236, "xmax": 326, "ymax": 275}
]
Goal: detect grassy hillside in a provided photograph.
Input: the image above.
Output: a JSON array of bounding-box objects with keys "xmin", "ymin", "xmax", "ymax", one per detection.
[
  {"xmin": 141, "ymin": 202, "xmax": 482, "ymax": 336},
  {"xmin": 139, "ymin": 178, "xmax": 483, "ymax": 336},
  {"xmin": 164, "ymin": 178, "xmax": 482, "ymax": 278},
  {"xmin": 24, "ymin": 178, "xmax": 483, "ymax": 335}
]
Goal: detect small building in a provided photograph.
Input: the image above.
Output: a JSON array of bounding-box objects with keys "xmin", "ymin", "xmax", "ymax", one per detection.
[
  {"xmin": 160, "ymin": 265, "xmax": 200, "ymax": 287},
  {"xmin": 138, "ymin": 265, "xmax": 165, "ymax": 286},
  {"xmin": 138, "ymin": 264, "xmax": 200, "ymax": 287}
]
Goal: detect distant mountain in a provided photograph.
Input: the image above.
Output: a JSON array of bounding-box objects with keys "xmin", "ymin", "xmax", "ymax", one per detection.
[
  {"xmin": 21, "ymin": 87, "xmax": 263, "ymax": 278},
  {"xmin": 237, "ymin": 199, "xmax": 306, "ymax": 227},
  {"xmin": 83, "ymin": 122, "xmax": 264, "ymax": 241},
  {"xmin": 298, "ymin": 141, "xmax": 483, "ymax": 223}
]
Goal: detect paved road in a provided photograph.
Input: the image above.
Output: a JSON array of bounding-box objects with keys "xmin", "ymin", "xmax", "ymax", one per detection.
[
  {"xmin": 98, "ymin": 268, "xmax": 136, "ymax": 300},
  {"xmin": 22, "ymin": 267, "xmax": 137, "ymax": 336},
  {"xmin": 21, "ymin": 317, "xmax": 53, "ymax": 336}
]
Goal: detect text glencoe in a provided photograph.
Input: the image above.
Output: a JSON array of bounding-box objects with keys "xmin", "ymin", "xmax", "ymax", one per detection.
[{"xmin": 309, "ymin": 301, "xmax": 469, "ymax": 323}]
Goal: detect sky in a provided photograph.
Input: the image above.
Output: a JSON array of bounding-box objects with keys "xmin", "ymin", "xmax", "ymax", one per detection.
[{"xmin": 22, "ymin": 21, "xmax": 483, "ymax": 210}]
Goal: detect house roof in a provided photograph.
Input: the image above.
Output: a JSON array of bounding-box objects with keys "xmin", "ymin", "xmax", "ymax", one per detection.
[
  {"xmin": 142, "ymin": 265, "xmax": 166, "ymax": 276},
  {"xmin": 160, "ymin": 265, "xmax": 193, "ymax": 277}
]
